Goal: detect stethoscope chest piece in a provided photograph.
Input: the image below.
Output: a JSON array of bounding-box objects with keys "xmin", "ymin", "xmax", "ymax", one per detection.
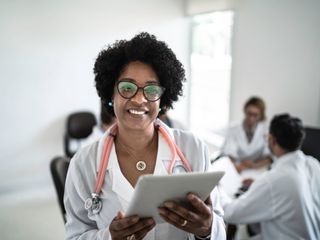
[{"xmin": 85, "ymin": 193, "xmax": 102, "ymax": 214}]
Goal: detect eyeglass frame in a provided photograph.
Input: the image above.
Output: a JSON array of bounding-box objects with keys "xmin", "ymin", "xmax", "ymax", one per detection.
[{"xmin": 116, "ymin": 80, "xmax": 166, "ymax": 102}]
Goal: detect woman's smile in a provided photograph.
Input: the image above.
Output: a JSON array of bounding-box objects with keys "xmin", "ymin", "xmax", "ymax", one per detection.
[
  {"xmin": 113, "ymin": 61, "xmax": 160, "ymax": 132},
  {"xmin": 127, "ymin": 108, "xmax": 149, "ymax": 116}
]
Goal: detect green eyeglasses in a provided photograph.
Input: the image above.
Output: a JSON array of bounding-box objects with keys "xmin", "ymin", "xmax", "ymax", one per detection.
[{"xmin": 116, "ymin": 81, "xmax": 165, "ymax": 102}]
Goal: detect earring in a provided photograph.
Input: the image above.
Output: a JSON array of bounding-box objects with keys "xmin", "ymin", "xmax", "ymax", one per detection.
[
  {"xmin": 158, "ymin": 108, "xmax": 162, "ymax": 112},
  {"xmin": 108, "ymin": 101, "xmax": 113, "ymax": 107}
]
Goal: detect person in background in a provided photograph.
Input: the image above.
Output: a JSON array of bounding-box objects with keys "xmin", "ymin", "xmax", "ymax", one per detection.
[
  {"xmin": 223, "ymin": 114, "xmax": 320, "ymax": 239},
  {"xmin": 221, "ymin": 96, "xmax": 272, "ymax": 173},
  {"xmin": 64, "ymin": 32, "xmax": 225, "ymax": 240},
  {"xmin": 81, "ymin": 102, "xmax": 116, "ymax": 147}
]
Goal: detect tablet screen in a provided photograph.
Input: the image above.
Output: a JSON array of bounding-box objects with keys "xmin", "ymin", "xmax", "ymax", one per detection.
[{"xmin": 125, "ymin": 171, "xmax": 225, "ymax": 223}]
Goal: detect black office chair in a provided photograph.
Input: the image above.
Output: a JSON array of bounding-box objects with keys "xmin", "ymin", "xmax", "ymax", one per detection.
[
  {"xmin": 64, "ymin": 111, "xmax": 97, "ymax": 158},
  {"xmin": 301, "ymin": 127, "xmax": 320, "ymax": 161},
  {"xmin": 50, "ymin": 156, "xmax": 70, "ymax": 223}
]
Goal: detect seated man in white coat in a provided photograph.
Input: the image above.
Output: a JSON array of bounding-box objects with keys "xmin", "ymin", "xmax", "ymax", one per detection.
[{"xmin": 223, "ymin": 114, "xmax": 320, "ymax": 239}]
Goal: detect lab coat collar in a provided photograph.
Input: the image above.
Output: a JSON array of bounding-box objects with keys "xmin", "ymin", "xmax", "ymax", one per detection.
[
  {"xmin": 96, "ymin": 120, "xmax": 175, "ymax": 170},
  {"xmin": 107, "ymin": 133, "xmax": 172, "ymax": 206},
  {"xmin": 95, "ymin": 119, "xmax": 181, "ymax": 205},
  {"xmin": 154, "ymin": 118, "xmax": 184, "ymax": 174},
  {"xmin": 272, "ymin": 150, "xmax": 303, "ymax": 168},
  {"xmin": 109, "ymin": 144, "xmax": 135, "ymax": 204},
  {"xmin": 240, "ymin": 121, "xmax": 265, "ymax": 146},
  {"xmin": 96, "ymin": 124, "xmax": 116, "ymax": 170},
  {"xmin": 155, "ymin": 118, "xmax": 175, "ymax": 139},
  {"xmin": 154, "ymin": 130, "xmax": 181, "ymax": 175},
  {"xmin": 96, "ymin": 126, "xmax": 134, "ymax": 205}
]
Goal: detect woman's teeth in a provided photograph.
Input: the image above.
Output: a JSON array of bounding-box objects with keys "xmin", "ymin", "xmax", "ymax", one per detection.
[{"xmin": 129, "ymin": 109, "xmax": 146, "ymax": 115}]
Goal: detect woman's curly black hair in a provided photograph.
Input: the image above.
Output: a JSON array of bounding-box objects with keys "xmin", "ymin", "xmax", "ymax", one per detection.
[{"xmin": 94, "ymin": 32, "xmax": 186, "ymax": 116}]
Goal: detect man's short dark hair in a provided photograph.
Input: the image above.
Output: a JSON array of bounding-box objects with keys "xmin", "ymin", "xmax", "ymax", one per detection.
[{"xmin": 270, "ymin": 114, "xmax": 305, "ymax": 151}]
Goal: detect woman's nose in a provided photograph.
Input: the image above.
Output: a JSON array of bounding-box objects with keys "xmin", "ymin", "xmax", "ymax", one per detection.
[{"xmin": 131, "ymin": 88, "xmax": 147, "ymax": 104}]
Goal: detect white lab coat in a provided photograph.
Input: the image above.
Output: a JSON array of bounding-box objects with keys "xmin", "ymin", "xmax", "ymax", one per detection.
[
  {"xmin": 64, "ymin": 119, "xmax": 226, "ymax": 240},
  {"xmin": 223, "ymin": 150, "xmax": 320, "ymax": 240},
  {"xmin": 221, "ymin": 122, "xmax": 269, "ymax": 162}
]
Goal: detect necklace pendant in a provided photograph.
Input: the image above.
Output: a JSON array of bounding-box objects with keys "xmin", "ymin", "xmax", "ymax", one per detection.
[{"xmin": 136, "ymin": 161, "xmax": 147, "ymax": 171}]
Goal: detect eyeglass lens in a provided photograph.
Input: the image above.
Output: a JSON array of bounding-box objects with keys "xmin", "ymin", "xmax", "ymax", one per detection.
[{"xmin": 117, "ymin": 81, "xmax": 164, "ymax": 101}]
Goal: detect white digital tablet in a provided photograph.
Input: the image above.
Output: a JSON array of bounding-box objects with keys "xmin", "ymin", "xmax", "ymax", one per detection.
[{"xmin": 125, "ymin": 171, "xmax": 225, "ymax": 223}]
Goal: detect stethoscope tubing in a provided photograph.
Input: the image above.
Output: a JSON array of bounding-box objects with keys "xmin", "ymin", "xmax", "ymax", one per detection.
[
  {"xmin": 92, "ymin": 122, "xmax": 192, "ymax": 197},
  {"xmin": 157, "ymin": 125, "xmax": 192, "ymax": 173},
  {"xmin": 94, "ymin": 125, "xmax": 117, "ymax": 194}
]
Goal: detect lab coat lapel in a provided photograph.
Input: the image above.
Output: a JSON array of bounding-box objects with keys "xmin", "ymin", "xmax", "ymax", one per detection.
[
  {"xmin": 239, "ymin": 124, "xmax": 251, "ymax": 147},
  {"xmin": 109, "ymin": 144, "xmax": 134, "ymax": 210},
  {"xmin": 250, "ymin": 123, "xmax": 262, "ymax": 146},
  {"xmin": 154, "ymin": 120, "xmax": 182, "ymax": 175},
  {"xmin": 96, "ymin": 129, "xmax": 111, "ymax": 169},
  {"xmin": 154, "ymin": 133, "xmax": 172, "ymax": 175},
  {"xmin": 95, "ymin": 120, "xmax": 182, "ymax": 211},
  {"xmin": 96, "ymin": 126, "xmax": 134, "ymax": 207}
]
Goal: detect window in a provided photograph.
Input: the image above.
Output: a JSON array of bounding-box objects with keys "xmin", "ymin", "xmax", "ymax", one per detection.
[{"xmin": 189, "ymin": 11, "xmax": 234, "ymax": 148}]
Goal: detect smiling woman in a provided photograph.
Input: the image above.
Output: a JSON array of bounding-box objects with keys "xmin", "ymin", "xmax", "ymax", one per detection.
[
  {"xmin": 94, "ymin": 32, "xmax": 185, "ymax": 117},
  {"xmin": 112, "ymin": 61, "xmax": 162, "ymax": 134},
  {"xmin": 64, "ymin": 32, "xmax": 226, "ymax": 240}
]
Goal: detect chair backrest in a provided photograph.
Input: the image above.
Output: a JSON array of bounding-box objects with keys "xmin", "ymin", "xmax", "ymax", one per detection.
[
  {"xmin": 50, "ymin": 156, "xmax": 70, "ymax": 223},
  {"xmin": 301, "ymin": 127, "xmax": 320, "ymax": 161},
  {"xmin": 64, "ymin": 111, "xmax": 97, "ymax": 158}
]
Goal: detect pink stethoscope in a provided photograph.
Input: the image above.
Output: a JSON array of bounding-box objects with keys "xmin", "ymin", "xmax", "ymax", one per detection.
[{"xmin": 85, "ymin": 121, "xmax": 192, "ymax": 214}]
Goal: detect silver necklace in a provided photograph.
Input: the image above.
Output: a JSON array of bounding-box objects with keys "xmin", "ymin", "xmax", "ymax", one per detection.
[{"xmin": 116, "ymin": 135, "xmax": 156, "ymax": 172}]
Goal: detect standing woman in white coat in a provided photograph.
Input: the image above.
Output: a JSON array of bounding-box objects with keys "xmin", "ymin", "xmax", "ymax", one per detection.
[
  {"xmin": 64, "ymin": 32, "xmax": 226, "ymax": 240},
  {"xmin": 222, "ymin": 97, "xmax": 272, "ymax": 173}
]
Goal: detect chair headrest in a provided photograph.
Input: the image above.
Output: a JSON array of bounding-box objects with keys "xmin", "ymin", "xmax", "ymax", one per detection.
[
  {"xmin": 301, "ymin": 127, "xmax": 320, "ymax": 160},
  {"xmin": 66, "ymin": 112, "xmax": 97, "ymax": 139}
]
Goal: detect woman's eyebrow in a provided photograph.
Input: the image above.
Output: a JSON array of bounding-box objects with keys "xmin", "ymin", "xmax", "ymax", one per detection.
[
  {"xmin": 118, "ymin": 77, "xmax": 135, "ymax": 82},
  {"xmin": 145, "ymin": 80, "xmax": 159, "ymax": 84},
  {"xmin": 118, "ymin": 78, "xmax": 159, "ymax": 84}
]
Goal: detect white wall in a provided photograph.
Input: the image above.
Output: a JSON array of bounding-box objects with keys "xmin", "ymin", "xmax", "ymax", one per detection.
[
  {"xmin": 3, "ymin": 0, "xmax": 320, "ymax": 197},
  {"xmin": 0, "ymin": 0, "xmax": 190, "ymax": 195},
  {"xmin": 230, "ymin": 0, "xmax": 320, "ymax": 127}
]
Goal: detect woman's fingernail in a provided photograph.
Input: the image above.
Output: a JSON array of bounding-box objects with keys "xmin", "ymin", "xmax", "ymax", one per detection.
[
  {"xmin": 158, "ymin": 208, "xmax": 165, "ymax": 214},
  {"xmin": 187, "ymin": 193, "xmax": 194, "ymax": 200},
  {"xmin": 164, "ymin": 202, "xmax": 173, "ymax": 208}
]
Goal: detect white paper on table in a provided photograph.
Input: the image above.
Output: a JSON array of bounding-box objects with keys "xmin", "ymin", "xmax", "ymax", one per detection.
[
  {"xmin": 211, "ymin": 156, "xmax": 242, "ymax": 197},
  {"xmin": 211, "ymin": 157, "xmax": 268, "ymax": 198}
]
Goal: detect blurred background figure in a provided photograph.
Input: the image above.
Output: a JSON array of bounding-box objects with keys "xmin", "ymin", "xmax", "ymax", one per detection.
[
  {"xmin": 223, "ymin": 113, "xmax": 320, "ymax": 240},
  {"xmin": 221, "ymin": 96, "xmax": 272, "ymax": 173},
  {"xmin": 65, "ymin": 102, "xmax": 116, "ymax": 157},
  {"xmin": 81, "ymin": 101, "xmax": 116, "ymax": 147}
]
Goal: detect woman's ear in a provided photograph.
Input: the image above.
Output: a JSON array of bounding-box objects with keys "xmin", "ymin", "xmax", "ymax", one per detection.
[{"xmin": 109, "ymin": 94, "xmax": 115, "ymax": 106}]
